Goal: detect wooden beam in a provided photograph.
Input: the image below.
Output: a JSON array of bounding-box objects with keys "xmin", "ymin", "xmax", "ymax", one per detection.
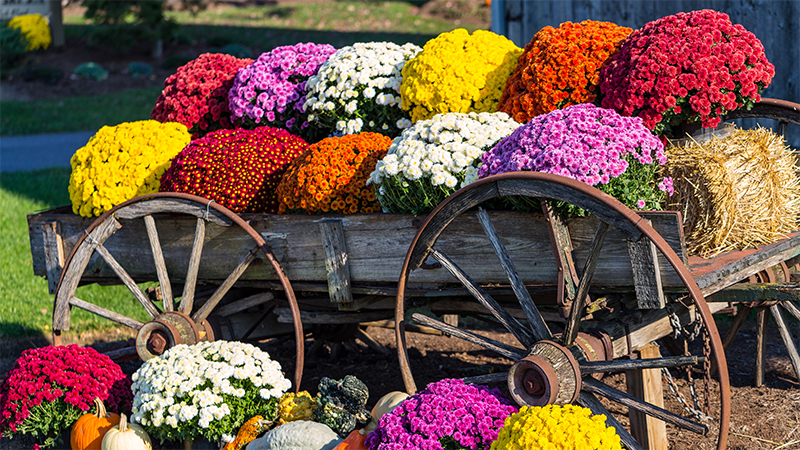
[
  {"xmin": 628, "ymin": 222, "xmax": 666, "ymax": 310},
  {"xmin": 755, "ymin": 308, "xmax": 768, "ymax": 387},
  {"xmin": 707, "ymin": 282, "xmax": 800, "ymax": 303},
  {"xmin": 320, "ymin": 219, "xmax": 353, "ymax": 303},
  {"xmin": 625, "ymin": 343, "xmax": 668, "ymax": 449},
  {"xmin": 41, "ymin": 221, "xmax": 65, "ymax": 295}
]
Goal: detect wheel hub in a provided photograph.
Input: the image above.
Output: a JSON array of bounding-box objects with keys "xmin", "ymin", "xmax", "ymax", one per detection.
[{"xmin": 136, "ymin": 311, "xmax": 208, "ymax": 360}]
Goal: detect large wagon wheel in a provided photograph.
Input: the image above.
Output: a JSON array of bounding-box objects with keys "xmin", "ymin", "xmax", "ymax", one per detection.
[
  {"xmin": 719, "ymin": 98, "xmax": 800, "ymax": 385},
  {"xmin": 394, "ymin": 172, "xmax": 730, "ymax": 450},
  {"xmin": 52, "ymin": 193, "xmax": 305, "ymax": 389}
]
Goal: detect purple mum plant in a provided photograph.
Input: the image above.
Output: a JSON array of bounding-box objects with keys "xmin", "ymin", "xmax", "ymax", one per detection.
[
  {"xmin": 228, "ymin": 42, "xmax": 336, "ymax": 142},
  {"xmin": 365, "ymin": 379, "xmax": 517, "ymax": 450},
  {"xmin": 479, "ymin": 103, "xmax": 673, "ymax": 214}
]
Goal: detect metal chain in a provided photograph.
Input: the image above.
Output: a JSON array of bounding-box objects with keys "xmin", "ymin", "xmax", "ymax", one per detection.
[
  {"xmin": 703, "ymin": 326, "xmax": 712, "ymax": 415},
  {"xmin": 662, "ymin": 367, "xmax": 714, "ymax": 421},
  {"xmin": 666, "ymin": 303, "xmax": 682, "ymax": 339}
]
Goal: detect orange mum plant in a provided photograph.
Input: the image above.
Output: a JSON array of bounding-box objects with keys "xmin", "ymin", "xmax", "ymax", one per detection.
[
  {"xmin": 499, "ymin": 20, "xmax": 631, "ymax": 123},
  {"xmin": 278, "ymin": 133, "xmax": 392, "ymax": 214}
]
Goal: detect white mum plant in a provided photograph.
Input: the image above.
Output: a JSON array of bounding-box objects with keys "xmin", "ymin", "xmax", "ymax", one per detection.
[
  {"xmin": 304, "ymin": 41, "xmax": 421, "ymax": 137},
  {"xmin": 369, "ymin": 111, "xmax": 521, "ymax": 215},
  {"xmin": 130, "ymin": 340, "xmax": 291, "ymax": 445}
]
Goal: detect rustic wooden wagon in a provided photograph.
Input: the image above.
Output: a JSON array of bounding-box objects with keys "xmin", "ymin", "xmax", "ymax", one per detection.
[{"xmin": 27, "ymin": 99, "xmax": 800, "ymax": 450}]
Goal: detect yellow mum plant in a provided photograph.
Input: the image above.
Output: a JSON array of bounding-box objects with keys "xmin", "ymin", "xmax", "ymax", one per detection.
[
  {"xmin": 69, "ymin": 120, "xmax": 191, "ymax": 217},
  {"xmin": 490, "ymin": 404, "xmax": 622, "ymax": 450},
  {"xmin": 7, "ymin": 14, "xmax": 51, "ymax": 51},
  {"xmin": 400, "ymin": 28, "xmax": 522, "ymax": 122}
]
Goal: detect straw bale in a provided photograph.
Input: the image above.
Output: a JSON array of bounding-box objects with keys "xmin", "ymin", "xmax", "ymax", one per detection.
[{"xmin": 663, "ymin": 125, "xmax": 800, "ymax": 256}]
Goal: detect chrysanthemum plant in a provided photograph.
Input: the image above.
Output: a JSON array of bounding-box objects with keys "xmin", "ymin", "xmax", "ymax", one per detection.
[
  {"xmin": 499, "ymin": 20, "xmax": 631, "ymax": 122},
  {"xmin": 228, "ymin": 42, "xmax": 336, "ymax": 143},
  {"xmin": 131, "ymin": 341, "xmax": 292, "ymax": 445},
  {"xmin": 399, "ymin": 29, "xmax": 522, "ymax": 123},
  {"xmin": 369, "ymin": 112, "xmax": 521, "ymax": 216},
  {"xmin": 479, "ymin": 103, "xmax": 672, "ymax": 216},
  {"xmin": 305, "ymin": 41, "xmax": 421, "ymax": 137},
  {"xmin": 7, "ymin": 13, "xmax": 51, "ymax": 50},
  {"xmin": 365, "ymin": 379, "xmax": 517, "ymax": 450},
  {"xmin": 277, "ymin": 132, "xmax": 392, "ymax": 214},
  {"xmin": 0, "ymin": 345, "xmax": 132, "ymax": 449},
  {"xmin": 599, "ymin": 9, "xmax": 774, "ymax": 136}
]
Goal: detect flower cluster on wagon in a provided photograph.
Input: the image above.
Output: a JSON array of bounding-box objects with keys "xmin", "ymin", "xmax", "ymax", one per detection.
[{"xmin": 8, "ymin": 7, "xmax": 800, "ymax": 450}]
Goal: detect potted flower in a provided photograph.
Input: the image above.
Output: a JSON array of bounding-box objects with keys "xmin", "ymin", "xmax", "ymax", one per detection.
[
  {"xmin": 499, "ymin": 20, "xmax": 632, "ymax": 122},
  {"xmin": 399, "ymin": 29, "xmax": 522, "ymax": 123},
  {"xmin": 365, "ymin": 378, "xmax": 517, "ymax": 450},
  {"xmin": 599, "ymin": 9, "xmax": 775, "ymax": 136},
  {"xmin": 304, "ymin": 41, "xmax": 421, "ymax": 137},
  {"xmin": 130, "ymin": 340, "xmax": 292, "ymax": 446},
  {"xmin": 159, "ymin": 127, "xmax": 308, "ymax": 213},
  {"xmin": 0, "ymin": 345, "xmax": 132, "ymax": 449},
  {"xmin": 479, "ymin": 103, "xmax": 672, "ymax": 215},
  {"xmin": 277, "ymin": 132, "xmax": 393, "ymax": 214},
  {"xmin": 151, "ymin": 53, "xmax": 253, "ymax": 138},
  {"xmin": 369, "ymin": 111, "xmax": 521, "ymax": 215},
  {"xmin": 69, "ymin": 120, "xmax": 191, "ymax": 217},
  {"xmin": 228, "ymin": 42, "xmax": 337, "ymax": 142}
]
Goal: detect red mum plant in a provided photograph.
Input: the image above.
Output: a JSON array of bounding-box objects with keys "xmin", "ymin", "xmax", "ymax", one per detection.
[
  {"xmin": 160, "ymin": 127, "xmax": 308, "ymax": 213},
  {"xmin": 277, "ymin": 132, "xmax": 392, "ymax": 214},
  {"xmin": 599, "ymin": 9, "xmax": 774, "ymax": 135},
  {"xmin": 499, "ymin": 20, "xmax": 631, "ymax": 123},
  {"xmin": 0, "ymin": 345, "xmax": 132, "ymax": 449},
  {"xmin": 151, "ymin": 53, "xmax": 253, "ymax": 138}
]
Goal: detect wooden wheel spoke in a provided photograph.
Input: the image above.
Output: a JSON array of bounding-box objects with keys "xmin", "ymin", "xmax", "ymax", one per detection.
[
  {"xmin": 69, "ymin": 297, "xmax": 144, "ymax": 329},
  {"xmin": 475, "ymin": 208, "xmax": 551, "ymax": 341},
  {"xmin": 462, "ymin": 372, "xmax": 507, "ymax": 385},
  {"xmin": 94, "ymin": 243, "xmax": 161, "ymax": 318},
  {"xmin": 782, "ymin": 300, "xmax": 800, "ymax": 321},
  {"xmin": 430, "ymin": 248, "xmax": 536, "ymax": 347},
  {"xmin": 411, "ymin": 313, "xmax": 525, "ymax": 360},
  {"xmin": 144, "ymin": 215, "xmax": 173, "ymax": 312},
  {"xmin": 580, "ymin": 355, "xmax": 705, "ymax": 374},
  {"xmin": 582, "ymin": 377, "xmax": 708, "ymax": 435},
  {"xmin": 579, "ymin": 391, "xmax": 645, "ymax": 450},
  {"xmin": 192, "ymin": 245, "xmax": 259, "ymax": 322},
  {"xmin": 180, "ymin": 217, "xmax": 206, "ymax": 314},
  {"xmin": 770, "ymin": 304, "xmax": 800, "ymax": 380},
  {"xmin": 563, "ymin": 221, "xmax": 609, "ymax": 346}
]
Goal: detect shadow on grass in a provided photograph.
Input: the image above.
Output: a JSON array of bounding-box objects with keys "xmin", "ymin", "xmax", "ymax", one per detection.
[{"xmin": 0, "ymin": 167, "xmax": 72, "ymax": 210}]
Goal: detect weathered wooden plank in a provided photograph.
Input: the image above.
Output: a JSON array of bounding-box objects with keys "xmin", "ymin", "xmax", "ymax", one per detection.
[
  {"xmin": 583, "ymin": 377, "xmax": 706, "ymax": 435},
  {"xmin": 29, "ymin": 210, "xmax": 688, "ymax": 288},
  {"xmin": 755, "ymin": 308, "xmax": 768, "ymax": 387},
  {"xmin": 770, "ymin": 304, "xmax": 800, "ymax": 382},
  {"xmin": 320, "ymin": 219, "xmax": 353, "ymax": 303},
  {"xmin": 625, "ymin": 343, "xmax": 668, "ymax": 449},
  {"xmin": 707, "ymin": 282, "xmax": 800, "ymax": 303},
  {"xmin": 628, "ymin": 230, "xmax": 666, "ymax": 309},
  {"xmin": 41, "ymin": 221, "xmax": 65, "ymax": 295},
  {"xmin": 144, "ymin": 215, "xmax": 173, "ymax": 311},
  {"xmin": 180, "ymin": 218, "xmax": 205, "ymax": 314},
  {"xmin": 542, "ymin": 201, "xmax": 579, "ymax": 314},
  {"xmin": 69, "ymin": 297, "xmax": 143, "ymax": 329},
  {"xmin": 274, "ymin": 308, "xmax": 393, "ymax": 324}
]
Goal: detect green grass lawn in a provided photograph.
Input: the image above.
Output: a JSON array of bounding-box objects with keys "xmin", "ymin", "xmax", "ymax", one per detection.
[{"xmin": 0, "ymin": 169, "xmax": 150, "ymax": 339}]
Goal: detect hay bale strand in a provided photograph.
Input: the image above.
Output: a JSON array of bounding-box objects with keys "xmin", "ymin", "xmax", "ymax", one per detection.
[{"xmin": 663, "ymin": 126, "xmax": 800, "ymax": 256}]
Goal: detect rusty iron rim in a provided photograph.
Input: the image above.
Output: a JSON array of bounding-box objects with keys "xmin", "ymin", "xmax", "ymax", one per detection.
[
  {"xmin": 52, "ymin": 192, "xmax": 305, "ymax": 391},
  {"xmin": 394, "ymin": 171, "xmax": 730, "ymax": 450}
]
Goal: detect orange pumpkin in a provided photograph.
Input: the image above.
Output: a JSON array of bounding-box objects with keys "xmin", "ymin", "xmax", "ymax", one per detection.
[
  {"xmin": 71, "ymin": 398, "xmax": 121, "ymax": 450},
  {"xmin": 333, "ymin": 429, "xmax": 368, "ymax": 450}
]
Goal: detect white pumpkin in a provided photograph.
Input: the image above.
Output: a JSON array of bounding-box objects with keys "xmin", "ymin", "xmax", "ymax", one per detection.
[
  {"xmin": 246, "ymin": 420, "xmax": 341, "ymax": 450},
  {"xmin": 363, "ymin": 391, "xmax": 409, "ymax": 433},
  {"xmin": 101, "ymin": 413, "xmax": 152, "ymax": 450}
]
